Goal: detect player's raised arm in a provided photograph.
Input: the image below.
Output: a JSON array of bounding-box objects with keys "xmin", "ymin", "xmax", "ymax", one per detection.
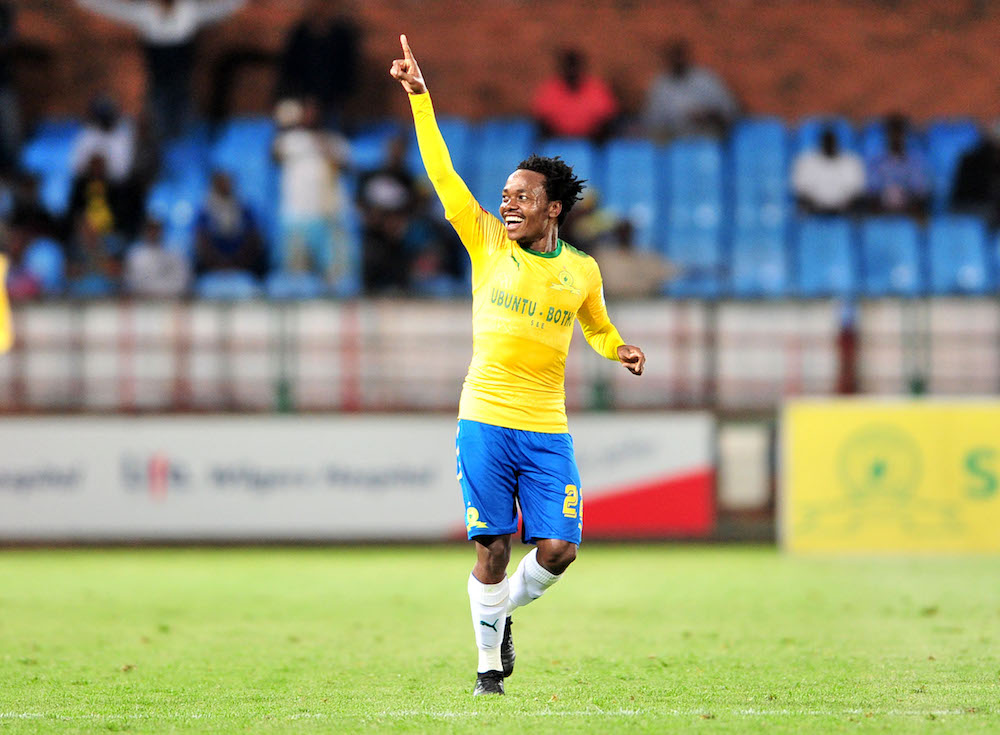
[{"xmin": 390, "ymin": 34, "xmax": 474, "ymax": 220}]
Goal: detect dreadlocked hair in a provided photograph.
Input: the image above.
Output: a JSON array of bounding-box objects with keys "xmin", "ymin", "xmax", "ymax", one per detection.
[{"xmin": 515, "ymin": 154, "xmax": 586, "ymax": 226}]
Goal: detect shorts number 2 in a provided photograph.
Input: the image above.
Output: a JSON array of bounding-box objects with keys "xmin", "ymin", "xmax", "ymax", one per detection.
[{"xmin": 562, "ymin": 484, "xmax": 579, "ymax": 518}]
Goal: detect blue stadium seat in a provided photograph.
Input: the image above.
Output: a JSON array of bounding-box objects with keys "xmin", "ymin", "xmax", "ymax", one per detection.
[
  {"xmin": 926, "ymin": 119, "xmax": 981, "ymax": 212},
  {"xmin": 859, "ymin": 217, "xmax": 923, "ymax": 296},
  {"xmin": 729, "ymin": 226, "xmax": 789, "ymax": 298},
  {"xmin": 537, "ymin": 138, "xmax": 602, "ymax": 195},
  {"xmin": 21, "ymin": 123, "xmax": 79, "ymax": 216},
  {"xmin": 794, "ymin": 116, "xmax": 856, "ymax": 155},
  {"xmin": 663, "ymin": 139, "xmax": 724, "ymax": 297},
  {"xmin": 601, "ymin": 139, "xmax": 659, "ymax": 251},
  {"xmin": 731, "ymin": 118, "xmax": 789, "ymax": 231},
  {"xmin": 265, "ymin": 271, "xmax": 327, "ymax": 300},
  {"xmin": 22, "ymin": 237, "xmax": 66, "ymax": 295},
  {"xmin": 67, "ymin": 273, "xmax": 117, "ymax": 298},
  {"xmin": 927, "ymin": 215, "xmax": 992, "ymax": 294},
  {"xmin": 471, "ymin": 117, "xmax": 536, "ymax": 211},
  {"xmin": 406, "ymin": 115, "xmax": 472, "ymax": 178},
  {"xmin": 146, "ymin": 179, "xmax": 207, "ymax": 257},
  {"xmin": 350, "ymin": 119, "xmax": 403, "ymax": 171},
  {"xmin": 794, "ymin": 217, "xmax": 857, "ymax": 297},
  {"xmin": 195, "ymin": 271, "xmax": 261, "ymax": 300}
]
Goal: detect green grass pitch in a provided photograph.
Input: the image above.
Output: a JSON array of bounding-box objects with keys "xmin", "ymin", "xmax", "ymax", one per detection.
[{"xmin": 0, "ymin": 545, "xmax": 997, "ymax": 733}]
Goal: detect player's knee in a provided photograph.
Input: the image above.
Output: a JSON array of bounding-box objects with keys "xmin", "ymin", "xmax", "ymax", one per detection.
[{"xmin": 537, "ymin": 540, "xmax": 577, "ymax": 575}]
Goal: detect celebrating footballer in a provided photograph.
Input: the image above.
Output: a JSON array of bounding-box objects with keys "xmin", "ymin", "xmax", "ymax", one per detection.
[{"xmin": 390, "ymin": 34, "xmax": 646, "ymax": 696}]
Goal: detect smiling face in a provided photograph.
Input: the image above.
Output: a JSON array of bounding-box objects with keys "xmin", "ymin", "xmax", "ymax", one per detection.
[{"xmin": 500, "ymin": 169, "xmax": 562, "ymax": 245}]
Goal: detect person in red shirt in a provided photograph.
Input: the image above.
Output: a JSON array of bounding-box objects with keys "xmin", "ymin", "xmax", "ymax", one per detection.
[{"xmin": 531, "ymin": 49, "xmax": 618, "ymax": 141}]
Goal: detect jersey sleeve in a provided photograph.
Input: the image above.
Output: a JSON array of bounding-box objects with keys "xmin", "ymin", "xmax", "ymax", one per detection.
[
  {"xmin": 0, "ymin": 254, "xmax": 14, "ymax": 353},
  {"xmin": 408, "ymin": 92, "xmax": 475, "ymax": 220},
  {"xmin": 408, "ymin": 92, "xmax": 507, "ymax": 260},
  {"xmin": 577, "ymin": 259, "xmax": 625, "ymax": 361}
]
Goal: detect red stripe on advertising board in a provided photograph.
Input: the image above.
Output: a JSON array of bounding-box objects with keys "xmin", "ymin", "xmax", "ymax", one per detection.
[
  {"xmin": 583, "ymin": 469, "xmax": 715, "ymax": 538},
  {"xmin": 447, "ymin": 468, "xmax": 715, "ymax": 540}
]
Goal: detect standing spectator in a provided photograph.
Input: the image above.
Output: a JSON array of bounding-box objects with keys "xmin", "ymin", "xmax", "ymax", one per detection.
[
  {"xmin": 791, "ymin": 126, "xmax": 866, "ymax": 215},
  {"xmin": 867, "ymin": 113, "xmax": 930, "ymax": 217},
  {"xmin": 75, "ymin": 0, "xmax": 246, "ymax": 140},
  {"xmin": 357, "ymin": 136, "xmax": 417, "ymax": 294},
  {"xmin": 0, "ymin": 2, "xmax": 21, "ymax": 169},
  {"xmin": 642, "ymin": 39, "xmax": 739, "ymax": 141},
  {"xmin": 531, "ymin": 49, "xmax": 618, "ymax": 141},
  {"xmin": 194, "ymin": 171, "xmax": 265, "ymax": 277},
  {"xmin": 124, "ymin": 217, "xmax": 190, "ymax": 297},
  {"xmin": 951, "ymin": 120, "xmax": 1000, "ymax": 227},
  {"xmin": 277, "ymin": 0, "xmax": 360, "ymax": 130},
  {"xmin": 71, "ymin": 96, "xmax": 135, "ymax": 185},
  {"xmin": 273, "ymin": 98, "xmax": 350, "ymax": 284}
]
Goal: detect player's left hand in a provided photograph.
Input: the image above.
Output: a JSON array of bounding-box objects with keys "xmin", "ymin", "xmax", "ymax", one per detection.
[{"xmin": 617, "ymin": 344, "xmax": 645, "ymax": 376}]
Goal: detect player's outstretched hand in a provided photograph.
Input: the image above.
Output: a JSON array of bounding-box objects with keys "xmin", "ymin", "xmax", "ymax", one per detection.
[
  {"xmin": 390, "ymin": 34, "xmax": 426, "ymax": 95},
  {"xmin": 617, "ymin": 344, "xmax": 646, "ymax": 376}
]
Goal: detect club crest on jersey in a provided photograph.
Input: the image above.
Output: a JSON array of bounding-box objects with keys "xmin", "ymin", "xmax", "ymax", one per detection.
[{"xmin": 550, "ymin": 269, "xmax": 581, "ymax": 295}]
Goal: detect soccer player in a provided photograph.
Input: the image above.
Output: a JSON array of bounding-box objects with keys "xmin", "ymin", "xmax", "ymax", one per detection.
[{"xmin": 390, "ymin": 35, "xmax": 645, "ymax": 696}]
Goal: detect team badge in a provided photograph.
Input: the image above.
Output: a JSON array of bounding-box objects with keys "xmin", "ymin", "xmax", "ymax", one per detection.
[{"xmin": 550, "ymin": 269, "xmax": 581, "ymax": 295}]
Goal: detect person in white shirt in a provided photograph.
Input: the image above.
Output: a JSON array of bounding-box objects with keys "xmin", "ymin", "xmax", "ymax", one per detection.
[
  {"xmin": 273, "ymin": 97, "xmax": 351, "ymax": 285},
  {"xmin": 124, "ymin": 217, "xmax": 191, "ymax": 297},
  {"xmin": 642, "ymin": 39, "xmax": 739, "ymax": 140},
  {"xmin": 75, "ymin": 0, "xmax": 246, "ymax": 139},
  {"xmin": 70, "ymin": 96, "xmax": 135, "ymax": 185},
  {"xmin": 791, "ymin": 126, "xmax": 867, "ymax": 214}
]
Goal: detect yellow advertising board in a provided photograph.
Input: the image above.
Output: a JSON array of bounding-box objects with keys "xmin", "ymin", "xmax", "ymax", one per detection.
[{"xmin": 781, "ymin": 400, "xmax": 1000, "ymax": 552}]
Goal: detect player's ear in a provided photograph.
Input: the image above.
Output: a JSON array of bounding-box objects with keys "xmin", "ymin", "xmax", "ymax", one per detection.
[{"xmin": 548, "ymin": 200, "xmax": 562, "ymax": 221}]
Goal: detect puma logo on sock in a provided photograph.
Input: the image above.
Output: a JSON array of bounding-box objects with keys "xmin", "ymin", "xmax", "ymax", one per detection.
[{"xmin": 480, "ymin": 618, "xmax": 499, "ymax": 631}]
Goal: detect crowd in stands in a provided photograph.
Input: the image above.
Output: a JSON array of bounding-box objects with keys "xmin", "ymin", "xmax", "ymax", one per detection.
[{"xmin": 1, "ymin": 4, "xmax": 999, "ymax": 303}]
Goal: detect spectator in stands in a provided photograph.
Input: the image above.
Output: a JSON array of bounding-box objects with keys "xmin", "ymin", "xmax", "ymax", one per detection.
[
  {"xmin": 591, "ymin": 220, "xmax": 674, "ymax": 299},
  {"xmin": 65, "ymin": 154, "xmax": 129, "ymax": 253},
  {"xmin": 560, "ymin": 190, "xmax": 621, "ymax": 254},
  {"xmin": 75, "ymin": 0, "xmax": 246, "ymax": 140},
  {"xmin": 71, "ymin": 96, "xmax": 135, "ymax": 185},
  {"xmin": 0, "ymin": 2, "xmax": 21, "ymax": 169},
  {"xmin": 951, "ymin": 119, "xmax": 1000, "ymax": 227},
  {"xmin": 124, "ymin": 217, "xmax": 190, "ymax": 297},
  {"xmin": 357, "ymin": 136, "xmax": 417, "ymax": 294},
  {"xmin": 8, "ymin": 173, "xmax": 58, "ymax": 243},
  {"xmin": 194, "ymin": 171, "xmax": 265, "ymax": 277},
  {"xmin": 403, "ymin": 192, "xmax": 467, "ymax": 297},
  {"xmin": 277, "ymin": 0, "xmax": 360, "ymax": 130},
  {"xmin": 642, "ymin": 39, "xmax": 738, "ymax": 141},
  {"xmin": 273, "ymin": 97, "xmax": 351, "ymax": 285},
  {"xmin": 531, "ymin": 48, "xmax": 618, "ymax": 141},
  {"xmin": 791, "ymin": 125, "xmax": 866, "ymax": 215},
  {"xmin": 866, "ymin": 113, "xmax": 930, "ymax": 217}
]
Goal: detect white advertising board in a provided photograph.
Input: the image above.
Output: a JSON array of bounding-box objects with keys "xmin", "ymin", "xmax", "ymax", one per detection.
[{"xmin": 0, "ymin": 414, "xmax": 713, "ymax": 541}]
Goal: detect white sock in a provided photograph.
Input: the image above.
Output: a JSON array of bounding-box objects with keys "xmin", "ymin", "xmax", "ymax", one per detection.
[
  {"xmin": 507, "ymin": 547, "xmax": 561, "ymax": 612},
  {"xmin": 468, "ymin": 573, "xmax": 509, "ymax": 673}
]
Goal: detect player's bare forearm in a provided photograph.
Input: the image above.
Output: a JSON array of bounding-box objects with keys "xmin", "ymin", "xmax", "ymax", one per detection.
[
  {"xmin": 389, "ymin": 34, "xmax": 426, "ymax": 95},
  {"xmin": 617, "ymin": 344, "xmax": 645, "ymax": 376}
]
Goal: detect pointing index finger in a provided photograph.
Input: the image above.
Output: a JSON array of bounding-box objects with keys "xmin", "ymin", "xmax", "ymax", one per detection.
[{"xmin": 400, "ymin": 34, "xmax": 414, "ymax": 60}]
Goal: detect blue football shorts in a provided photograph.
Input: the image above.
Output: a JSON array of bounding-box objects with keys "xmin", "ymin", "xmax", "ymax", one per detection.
[{"xmin": 456, "ymin": 419, "xmax": 583, "ymax": 545}]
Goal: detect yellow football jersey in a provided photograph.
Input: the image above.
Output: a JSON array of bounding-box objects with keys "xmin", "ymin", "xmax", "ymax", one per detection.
[{"xmin": 410, "ymin": 93, "xmax": 624, "ymax": 432}]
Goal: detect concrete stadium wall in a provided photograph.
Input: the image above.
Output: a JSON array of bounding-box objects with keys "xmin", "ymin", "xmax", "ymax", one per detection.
[{"xmin": 0, "ymin": 299, "xmax": 995, "ymax": 414}]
